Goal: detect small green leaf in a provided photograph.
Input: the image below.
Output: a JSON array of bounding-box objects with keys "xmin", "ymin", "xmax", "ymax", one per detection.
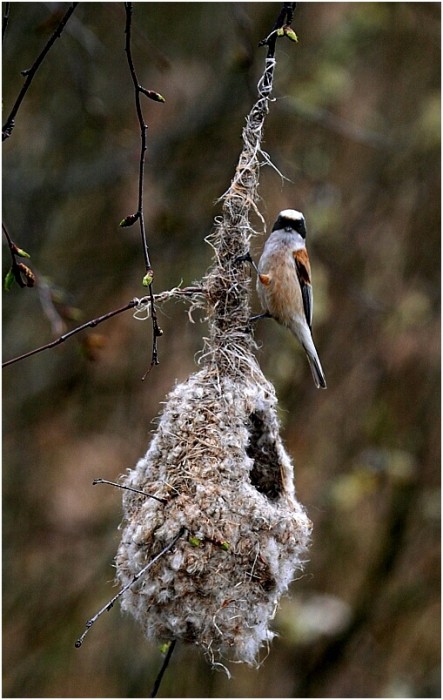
[
  {"xmin": 220, "ymin": 541, "xmax": 230, "ymax": 551},
  {"xmin": 189, "ymin": 536, "xmax": 202, "ymax": 548},
  {"xmin": 142, "ymin": 270, "xmax": 154, "ymax": 287},
  {"xmin": 276, "ymin": 27, "xmax": 285, "ymax": 36},
  {"xmin": 284, "ymin": 26, "xmax": 298, "ymax": 42},
  {"xmin": 4, "ymin": 268, "xmax": 15, "ymax": 291},
  {"xmin": 159, "ymin": 642, "xmax": 171, "ymax": 654}
]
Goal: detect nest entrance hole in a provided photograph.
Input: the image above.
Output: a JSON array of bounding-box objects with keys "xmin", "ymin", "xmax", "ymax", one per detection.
[{"xmin": 246, "ymin": 411, "xmax": 283, "ymax": 500}]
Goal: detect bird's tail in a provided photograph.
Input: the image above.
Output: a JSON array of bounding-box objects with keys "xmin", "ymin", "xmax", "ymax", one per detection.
[{"xmin": 305, "ymin": 345, "xmax": 327, "ymax": 389}]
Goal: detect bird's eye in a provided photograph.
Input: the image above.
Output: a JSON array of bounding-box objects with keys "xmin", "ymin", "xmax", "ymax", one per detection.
[{"xmin": 296, "ymin": 221, "xmax": 306, "ymax": 236}]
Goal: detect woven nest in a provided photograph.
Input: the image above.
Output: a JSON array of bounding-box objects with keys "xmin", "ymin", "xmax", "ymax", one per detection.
[
  {"xmin": 116, "ymin": 362, "xmax": 311, "ymax": 666},
  {"xmin": 115, "ymin": 55, "xmax": 312, "ymax": 669}
]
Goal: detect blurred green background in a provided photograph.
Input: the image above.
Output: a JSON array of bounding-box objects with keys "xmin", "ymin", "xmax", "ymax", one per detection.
[{"xmin": 2, "ymin": 2, "xmax": 440, "ymax": 697}]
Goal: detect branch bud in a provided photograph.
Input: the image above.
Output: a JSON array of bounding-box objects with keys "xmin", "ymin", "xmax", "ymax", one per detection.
[
  {"xmin": 15, "ymin": 246, "xmax": 31, "ymax": 259},
  {"xmin": 119, "ymin": 213, "xmax": 139, "ymax": 228},
  {"xmin": 139, "ymin": 87, "xmax": 165, "ymax": 103}
]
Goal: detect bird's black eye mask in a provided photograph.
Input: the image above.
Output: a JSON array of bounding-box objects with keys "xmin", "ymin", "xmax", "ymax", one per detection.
[{"xmin": 272, "ymin": 215, "xmax": 307, "ymax": 239}]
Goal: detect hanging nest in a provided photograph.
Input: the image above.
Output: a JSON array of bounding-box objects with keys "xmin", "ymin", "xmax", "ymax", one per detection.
[{"xmin": 115, "ymin": 54, "xmax": 312, "ymax": 669}]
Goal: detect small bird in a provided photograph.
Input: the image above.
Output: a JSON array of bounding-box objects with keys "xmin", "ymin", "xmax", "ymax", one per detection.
[{"xmin": 256, "ymin": 209, "xmax": 327, "ymax": 389}]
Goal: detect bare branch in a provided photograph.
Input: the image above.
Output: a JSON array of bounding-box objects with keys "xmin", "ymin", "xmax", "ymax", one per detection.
[
  {"xmin": 150, "ymin": 640, "xmax": 177, "ymax": 698},
  {"xmin": 2, "ymin": 3, "xmax": 78, "ymax": 141},
  {"xmin": 2, "ymin": 2, "xmax": 10, "ymax": 43},
  {"xmin": 92, "ymin": 478, "xmax": 167, "ymax": 505},
  {"xmin": 2, "ymin": 286, "xmax": 204, "ymax": 368},
  {"xmin": 74, "ymin": 528, "xmax": 185, "ymax": 649}
]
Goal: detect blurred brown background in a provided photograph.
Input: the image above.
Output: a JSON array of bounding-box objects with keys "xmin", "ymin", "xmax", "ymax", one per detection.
[{"xmin": 2, "ymin": 3, "xmax": 440, "ymax": 697}]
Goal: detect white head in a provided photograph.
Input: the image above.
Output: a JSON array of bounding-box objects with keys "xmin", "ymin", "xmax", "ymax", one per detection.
[{"xmin": 272, "ymin": 209, "xmax": 307, "ymax": 238}]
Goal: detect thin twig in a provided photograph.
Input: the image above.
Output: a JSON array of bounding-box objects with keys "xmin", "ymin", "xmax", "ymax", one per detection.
[
  {"xmin": 3, "ymin": 224, "xmax": 24, "ymax": 286},
  {"xmin": 2, "ymin": 3, "xmax": 78, "ymax": 141},
  {"xmin": 92, "ymin": 478, "xmax": 167, "ymax": 505},
  {"xmin": 2, "ymin": 223, "xmax": 35, "ymax": 289},
  {"xmin": 3, "ymin": 299, "xmax": 138, "ymax": 367},
  {"xmin": 74, "ymin": 528, "xmax": 185, "ymax": 649},
  {"xmin": 124, "ymin": 2, "xmax": 163, "ymax": 370},
  {"xmin": 2, "ymin": 1, "xmax": 10, "ymax": 43},
  {"xmin": 2, "ymin": 286, "xmax": 204, "ymax": 368},
  {"xmin": 150, "ymin": 640, "xmax": 177, "ymax": 698}
]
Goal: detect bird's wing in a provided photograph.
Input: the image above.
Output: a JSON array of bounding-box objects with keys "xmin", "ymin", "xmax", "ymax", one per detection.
[{"xmin": 293, "ymin": 249, "xmax": 313, "ymax": 329}]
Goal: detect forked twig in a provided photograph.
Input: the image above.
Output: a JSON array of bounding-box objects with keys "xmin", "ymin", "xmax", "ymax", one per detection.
[{"xmin": 74, "ymin": 528, "xmax": 185, "ymax": 649}]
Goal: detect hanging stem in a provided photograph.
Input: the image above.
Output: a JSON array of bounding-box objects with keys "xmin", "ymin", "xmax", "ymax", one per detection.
[
  {"xmin": 150, "ymin": 640, "xmax": 177, "ymax": 698},
  {"xmin": 124, "ymin": 2, "xmax": 164, "ymax": 370}
]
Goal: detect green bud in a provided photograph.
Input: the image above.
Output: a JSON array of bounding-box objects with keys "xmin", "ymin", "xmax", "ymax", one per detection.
[
  {"xmin": 4, "ymin": 268, "xmax": 15, "ymax": 291},
  {"xmin": 140, "ymin": 87, "xmax": 165, "ymax": 103},
  {"xmin": 276, "ymin": 27, "xmax": 285, "ymax": 36},
  {"xmin": 159, "ymin": 642, "xmax": 171, "ymax": 654},
  {"xmin": 188, "ymin": 536, "xmax": 202, "ymax": 548},
  {"xmin": 220, "ymin": 541, "xmax": 230, "ymax": 551},
  {"xmin": 16, "ymin": 247, "xmax": 31, "ymax": 258},
  {"xmin": 119, "ymin": 213, "xmax": 138, "ymax": 228},
  {"xmin": 148, "ymin": 91, "xmax": 165, "ymax": 103}
]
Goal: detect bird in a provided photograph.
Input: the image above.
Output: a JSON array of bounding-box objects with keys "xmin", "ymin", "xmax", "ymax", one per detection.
[{"xmin": 256, "ymin": 209, "xmax": 327, "ymax": 389}]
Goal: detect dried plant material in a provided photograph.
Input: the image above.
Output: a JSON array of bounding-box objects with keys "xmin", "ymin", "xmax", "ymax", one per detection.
[
  {"xmin": 116, "ymin": 369, "xmax": 311, "ymax": 668},
  {"xmin": 116, "ymin": 52, "xmax": 312, "ymax": 669}
]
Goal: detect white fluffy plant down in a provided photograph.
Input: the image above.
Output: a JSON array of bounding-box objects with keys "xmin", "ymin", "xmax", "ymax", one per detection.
[{"xmin": 115, "ymin": 48, "xmax": 312, "ymax": 669}]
